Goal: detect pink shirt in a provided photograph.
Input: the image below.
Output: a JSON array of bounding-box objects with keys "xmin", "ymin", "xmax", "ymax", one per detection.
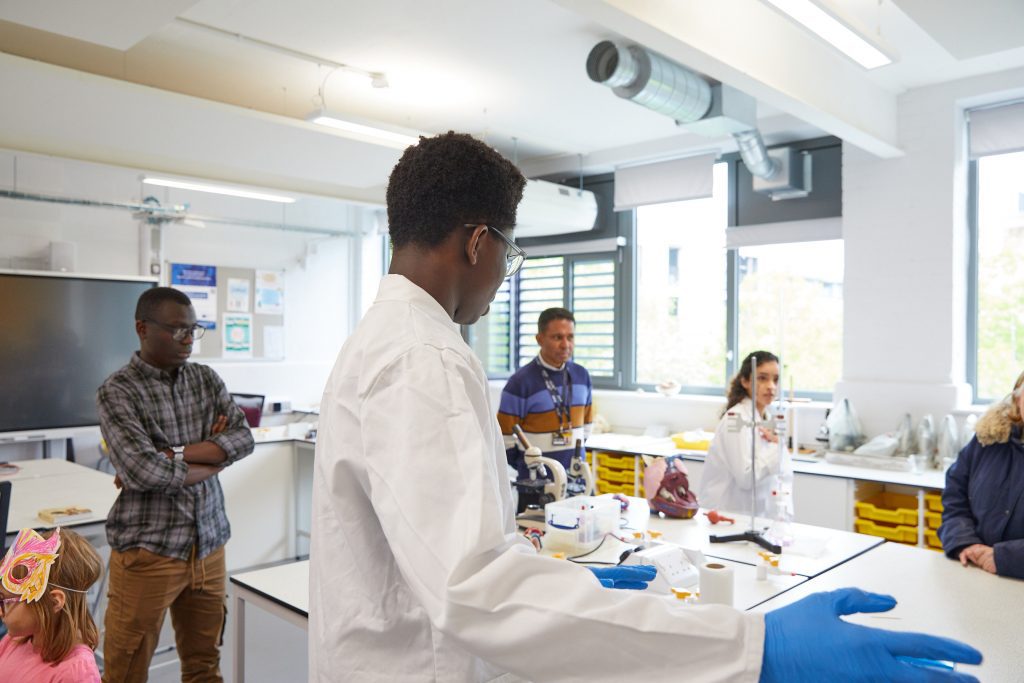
[{"xmin": 0, "ymin": 635, "xmax": 100, "ymax": 682}]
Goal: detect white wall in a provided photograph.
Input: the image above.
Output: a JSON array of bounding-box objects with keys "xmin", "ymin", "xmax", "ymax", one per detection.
[
  {"xmin": 0, "ymin": 148, "xmax": 382, "ymax": 461},
  {"xmin": 838, "ymin": 66, "xmax": 1024, "ymax": 436}
]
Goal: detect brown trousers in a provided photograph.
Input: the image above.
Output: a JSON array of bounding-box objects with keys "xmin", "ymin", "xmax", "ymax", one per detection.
[{"xmin": 102, "ymin": 545, "xmax": 227, "ymax": 683}]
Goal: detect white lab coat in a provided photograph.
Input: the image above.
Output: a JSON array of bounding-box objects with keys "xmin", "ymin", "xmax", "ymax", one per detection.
[
  {"xmin": 309, "ymin": 275, "xmax": 764, "ymax": 682},
  {"xmin": 702, "ymin": 398, "xmax": 790, "ymax": 517}
]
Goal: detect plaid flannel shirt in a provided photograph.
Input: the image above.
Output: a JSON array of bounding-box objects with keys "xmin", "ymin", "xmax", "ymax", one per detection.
[{"xmin": 97, "ymin": 352, "xmax": 255, "ymax": 560}]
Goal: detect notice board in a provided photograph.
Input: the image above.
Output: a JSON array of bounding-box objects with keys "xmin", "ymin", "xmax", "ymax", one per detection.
[{"xmin": 169, "ymin": 263, "xmax": 284, "ymax": 360}]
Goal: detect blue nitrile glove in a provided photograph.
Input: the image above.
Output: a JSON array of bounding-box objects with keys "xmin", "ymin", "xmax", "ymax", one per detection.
[
  {"xmin": 761, "ymin": 588, "xmax": 982, "ymax": 683},
  {"xmin": 587, "ymin": 565, "xmax": 657, "ymax": 590}
]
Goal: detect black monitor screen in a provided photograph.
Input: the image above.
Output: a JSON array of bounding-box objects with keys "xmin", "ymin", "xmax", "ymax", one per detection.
[{"xmin": 0, "ymin": 273, "xmax": 154, "ymax": 434}]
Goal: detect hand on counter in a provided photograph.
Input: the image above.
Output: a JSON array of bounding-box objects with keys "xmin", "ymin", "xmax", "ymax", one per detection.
[{"xmin": 958, "ymin": 544, "xmax": 997, "ymax": 574}]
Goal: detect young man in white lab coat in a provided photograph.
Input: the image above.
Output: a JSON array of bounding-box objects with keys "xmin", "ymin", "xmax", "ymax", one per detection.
[{"xmin": 308, "ymin": 132, "xmax": 982, "ymax": 682}]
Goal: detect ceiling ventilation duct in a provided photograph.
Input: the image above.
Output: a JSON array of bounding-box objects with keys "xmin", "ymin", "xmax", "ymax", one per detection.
[{"xmin": 586, "ymin": 41, "xmax": 811, "ymax": 200}]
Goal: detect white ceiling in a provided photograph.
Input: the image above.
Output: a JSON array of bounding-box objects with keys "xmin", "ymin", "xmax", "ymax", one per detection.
[{"xmin": 1, "ymin": 0, "xmax": 1023, "ymax": 193}]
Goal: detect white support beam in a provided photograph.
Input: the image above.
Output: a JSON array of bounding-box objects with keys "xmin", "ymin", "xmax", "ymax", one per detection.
[{"xmin": 554, "ymin": 0, "xmax": 903, "ymax": 158}]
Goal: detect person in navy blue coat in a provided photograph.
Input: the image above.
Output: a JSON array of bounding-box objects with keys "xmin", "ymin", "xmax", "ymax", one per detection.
[{"xmin": 939, "ymin": 369, "xmax": 1024, "ymax": 580}]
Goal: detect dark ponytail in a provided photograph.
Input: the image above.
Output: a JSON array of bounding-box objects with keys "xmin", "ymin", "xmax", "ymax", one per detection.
[{"xmin": 722, "ymin": 350, "xmax": 780, "ymax": 416}]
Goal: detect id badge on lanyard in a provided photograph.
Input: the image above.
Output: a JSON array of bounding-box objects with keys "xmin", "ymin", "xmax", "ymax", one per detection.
[
  {"xmin": 540, "ymin": 361, "xmax": 572, "ymax": 446},
  {"xmin": 551, "ymin": 431, "xmax": 571, "ymax": 447}
]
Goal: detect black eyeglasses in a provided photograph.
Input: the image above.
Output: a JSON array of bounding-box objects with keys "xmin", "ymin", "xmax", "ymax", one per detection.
[
  {"xmin": 464, "ymin": 224, "xmax": 527, "ymax": 278},
  {"xmin": 143, "ymin": 320, "xmax": 206, "ymax": 342}
]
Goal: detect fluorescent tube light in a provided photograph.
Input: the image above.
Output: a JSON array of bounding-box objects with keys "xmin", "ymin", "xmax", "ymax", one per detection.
[
  {"xmin": 307, "ymin": 110, "xmax": 420, "ymax": 148},
  {"xmin": 763, "ymin": 0, "xmax": 892, "ymax": 69},
  {"xmin": 142, "ymin": 177, "xmax": 296, "ymax": 203}
]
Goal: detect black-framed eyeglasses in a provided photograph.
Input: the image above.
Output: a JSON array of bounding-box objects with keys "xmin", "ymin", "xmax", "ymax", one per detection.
[
  {"xmin": 464, "ymin": 224, "xmax": 527, "ymax": 278},
  {"xmin": 143, "ymin": 320, "xmax": 206, "ymax": 342}
]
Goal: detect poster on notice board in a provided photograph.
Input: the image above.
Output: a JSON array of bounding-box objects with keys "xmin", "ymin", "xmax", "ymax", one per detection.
[
  {"xmin": 223, "ymin": 313, "xmax": 253, "ymax": 358},
  {"xmin": 226, "ymin": 277, "xmax": 251, "ymax": 312},
  {"xmin": 170, "ymin": 263, "xmax": 218, "ymax": 329},
  {"xmin": 255, "ymin": 270, "xmax": 284, "ymax": 315}
]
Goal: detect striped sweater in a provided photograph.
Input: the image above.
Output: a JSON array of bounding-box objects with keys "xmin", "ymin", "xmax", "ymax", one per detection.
[{"xmin": 497, "ymin": 357, "xmax": 593, "ymax": 480}]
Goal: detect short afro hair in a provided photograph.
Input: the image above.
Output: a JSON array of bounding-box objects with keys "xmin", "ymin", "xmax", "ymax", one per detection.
[
  {"xmin": 135, "ymin": 286, "xmax": 192, "ymax": 321},
  {"xmin": 386, "ymin": 132, "xmax": 526, "ymax": 248}
]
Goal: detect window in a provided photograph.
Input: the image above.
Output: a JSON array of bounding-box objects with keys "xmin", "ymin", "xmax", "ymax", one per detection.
[
  {"xmin": 736, "ymin": 240, "xmax": 844, "ymax": 394},
  {"xmin": 516, "ymin": 257, "xmax": 565, "ymax": 369},
  {"xmin": 971, "ymin": 149, "xmax": 1024, "ymax": 399},
  {"xmin": 474, "ymin": 153, "xmax": 842, "ymax": 397},
  {"xmin": 483, "ymin": 278, "xmax": 513, "ymax": 376},
  {"xmin": 635, "ymin": 163, "xmax": 728, "ymax": 388},
  {"xmin": 571, "ymin": 258, "xmax": 616, "ymax": 378}
]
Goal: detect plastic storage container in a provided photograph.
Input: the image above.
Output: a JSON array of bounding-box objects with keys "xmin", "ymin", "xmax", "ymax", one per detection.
[
  {"xmin": 854, "ymin": 492, "xmax": 920, "ymax": 526},
  {"xmin": 544, "ymin": 495, "xmax": 620, "ymax": 554},
  {"xmin": 924, "ymin": 528, "xmax": 943, "ymax": 550},
  {"xmin": 854, "ymin": 518, "xmax": 919, "ymax": 544},
  {"xmin": 925, "ymin": 510, "xmax": 943, "ymax": 530},
  {"xmin": 597, "ymin": 465, "xmax": 635, "ymax": 485},
  {"xmin": 596, "ymin": 480, "xmax": 642, "ymax": 496},
  {"xmin": 595, "ymin": 452, "xmax": 636, "ymax": 469},
  {"xmin": 670, "ymin": 431, "xmax": 712, "ymax": 451},
  {"xmin": 924, "ymin": 492, "xmax": 944, "ymax": 512}
]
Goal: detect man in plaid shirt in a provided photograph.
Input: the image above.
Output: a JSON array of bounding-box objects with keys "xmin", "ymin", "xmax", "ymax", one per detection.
[{"xmin": 97, "ymin": 286, "xmax": 254, "ymax": 682}]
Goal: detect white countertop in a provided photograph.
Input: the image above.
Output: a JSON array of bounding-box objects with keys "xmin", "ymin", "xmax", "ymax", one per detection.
[
  {"xmin": 752, "ymin": 542, "xmax": 1020, "ymax": 683},
  {"xmin": 585, "ymin": 433, "xmax": 947, "ymax": 489},
  {"xmin": 231, "ymin": 560, "xmax": 310, "ymax": 616},
  {"xmin": 648, "ymin": 509, "xmax": 884, "ymax": 577},
  {"xmin": 4, "ymin": 460, "xmax": 117, "ymax": 533}
]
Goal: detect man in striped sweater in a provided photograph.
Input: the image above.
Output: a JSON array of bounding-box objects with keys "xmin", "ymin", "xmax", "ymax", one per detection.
[{"xmin": 497, "ymin": 307, "xmax": 593, "ymax": 495}]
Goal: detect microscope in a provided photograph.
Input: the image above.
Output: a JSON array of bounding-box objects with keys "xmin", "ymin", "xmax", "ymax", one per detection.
[{"xmin": 513, "ymin": 425, "xmax": 567, "ymax": 527}]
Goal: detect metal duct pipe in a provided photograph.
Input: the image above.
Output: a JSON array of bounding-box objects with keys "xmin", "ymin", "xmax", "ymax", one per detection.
[
  {"xmin": 586, "ymin": 41, "xmax": 712, "ymax": 124},
  {"xmin": 587, "ymin": 41, "xmax": 781, "ymax": 181},
  {"xmin": 732, "ymin": 129, "xmax": 780, "ymax": 180}
]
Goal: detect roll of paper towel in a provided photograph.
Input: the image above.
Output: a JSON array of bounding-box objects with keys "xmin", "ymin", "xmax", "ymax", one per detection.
[{"xmin": 699, "ymin": 561, "xmax": 734, "ymax": 606}]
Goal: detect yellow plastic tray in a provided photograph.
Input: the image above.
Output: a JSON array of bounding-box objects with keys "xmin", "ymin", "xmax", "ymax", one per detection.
[
  {"xmin": 597, "ymin": 465, "xmax": 636, "ymax": 485},
  {"xmin": 924, "ymin": 492, "xmax": 944, "ymax": 512},
  {"xmin": 924, "ymin": 510, "xmax": 943, "ymax": 530},
  {"xmin": 595, "ymin": 452, "xmax": 638, "ymax": 470},
  {"xmin": 670, "ymin": 432, "xmax": 711, "ymax": 451},
  {"xmin": 924, "ymin": 528, "xmax": 943, "ymax": 550},
  {"xmin": 854, "ymin": 518, "xmax": 919, "ymax": 544},
  {"xmin": 596, "ymin": 480, "xmax": 643, "ymax": 496},
  {"xmin": 854, "ymin": 492, "xmax": 920, "ymax": 526}
]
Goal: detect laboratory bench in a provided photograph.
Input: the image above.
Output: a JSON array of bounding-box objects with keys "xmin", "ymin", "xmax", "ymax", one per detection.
[
  {"xmin": 585, "ymin": 432, "xmax": 948, "ymax": 542},
  {"xmin": 752, "ymin": 541, "xmax": 1017, "ymax": 683},
  {"xmin": 228, "ymin": 532, "xmax": 1015, "ymax": 683}
]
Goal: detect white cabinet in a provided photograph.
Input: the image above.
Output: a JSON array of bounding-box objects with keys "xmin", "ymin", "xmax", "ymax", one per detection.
[
  {"xmin": 792, "ymin": 473, "xmax": 853, "ymax": 531},
  {"xmin": 222, "ymin": 440, "xmax": 296, "ymax": 571}
]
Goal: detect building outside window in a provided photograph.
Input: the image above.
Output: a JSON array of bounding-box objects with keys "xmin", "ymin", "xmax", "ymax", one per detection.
[
  {"xmin": 973, "ymin": 149, "xmax": 1024, "ymax": 399},
  {"xmin": 736, "ymin": 240, "xmax": 844, "ymax": 395},
  {"xmin": 635, "ymin": 163, "xmax": 728, "ymax": 389}
]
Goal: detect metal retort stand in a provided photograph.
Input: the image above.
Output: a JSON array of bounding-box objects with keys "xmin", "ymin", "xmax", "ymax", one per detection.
[{"xmin": 708, "ymin": 353, "xmax": 782, "ymax": 554}]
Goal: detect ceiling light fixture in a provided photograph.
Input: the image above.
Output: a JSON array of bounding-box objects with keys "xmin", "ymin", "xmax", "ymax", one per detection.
[
  {"xmin": 762, "ymin": 0, "xmax": 892, "ymax": 69},
  {"xmin": 142, "ymin": 177, "xmax": 296, "ymax": 204},
  {"xmin": 306, "ymin": 110, "xmax": 420, "ymax": 149}
]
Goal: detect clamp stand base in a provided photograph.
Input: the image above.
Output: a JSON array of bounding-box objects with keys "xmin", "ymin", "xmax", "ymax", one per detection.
[{"xmin": 709, "ymin": 530, "xmax": 782, "ymax": 554}]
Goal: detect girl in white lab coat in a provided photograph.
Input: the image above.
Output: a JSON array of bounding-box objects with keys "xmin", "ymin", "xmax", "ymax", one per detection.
[{"xmin": 702, "ymin": 351, "xmax": 789, "ymax": 516}]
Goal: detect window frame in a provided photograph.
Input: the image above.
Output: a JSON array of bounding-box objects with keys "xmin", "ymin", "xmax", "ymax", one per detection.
[{"xmin": 479, "ymin": 147, "xmax": 842, "ymax": 399}]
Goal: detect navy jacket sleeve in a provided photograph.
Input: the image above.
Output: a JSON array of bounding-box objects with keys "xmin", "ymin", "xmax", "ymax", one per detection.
[
  {"xmin": 993, "ymin": 538, "xmax": 1024, "ymax": 579},
  {"xmin": 938, "ymin": 439, "xmax": 983, "ymax": 559}
]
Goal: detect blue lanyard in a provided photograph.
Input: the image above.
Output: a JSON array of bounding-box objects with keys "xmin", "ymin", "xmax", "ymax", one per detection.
[{"xmin": 537, "ymin": 359, "xmax": 572, "ymax": 431}]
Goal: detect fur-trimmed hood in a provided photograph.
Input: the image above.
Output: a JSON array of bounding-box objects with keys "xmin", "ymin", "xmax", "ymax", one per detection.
[{"xmin": 975, "ymin": 398, "xmax": 1022, "ymax": 446}]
